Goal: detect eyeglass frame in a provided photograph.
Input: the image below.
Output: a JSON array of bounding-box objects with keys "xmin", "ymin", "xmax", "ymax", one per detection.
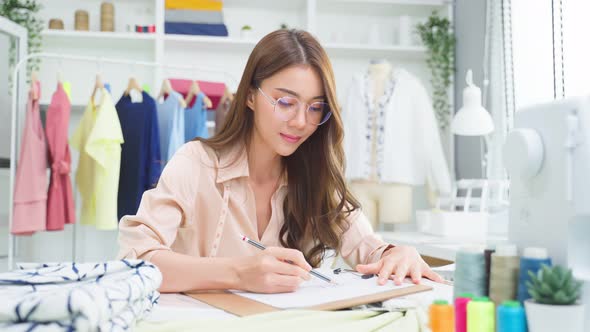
[{"xmin": 256, "ymin": 86, "xmax": 332, "ymax": 126}]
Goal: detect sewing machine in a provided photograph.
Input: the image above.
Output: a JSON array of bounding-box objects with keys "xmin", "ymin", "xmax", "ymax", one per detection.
[{"xmin": 504, "ymin": 96, "xmax": 590, "ymax": 327}]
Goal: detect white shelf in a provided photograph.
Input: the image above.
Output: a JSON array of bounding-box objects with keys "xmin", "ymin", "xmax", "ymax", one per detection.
[
  {"xmin": 164, "ymin": 34, "xmax": 426, "ymax": 58},
  {"xmin": 319, "ymin": 0, "xmax": 449, "ymax": 5},
  {"xmin": 223, "ymin": 0, "xmax": 307, "ymax": 10},
  {"xmin": 164, "ymin": 34, "xmax": 258, "ymax": 52},
  {"xmin": 325, "ymin": 43, "xmax": 426, "ymax": 58},
  {"xmin": 42, "ymin": 30, "xmax": 156, "ymax": 41},
  {"xmin": 165, "ymin": 34, "xmax": 256, "ymax": 46}
]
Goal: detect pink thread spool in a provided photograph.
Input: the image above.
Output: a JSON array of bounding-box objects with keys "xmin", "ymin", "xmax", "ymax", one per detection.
[{"xmin": 455, "ymin": 293, "xmax": 473, "ymax": 332}]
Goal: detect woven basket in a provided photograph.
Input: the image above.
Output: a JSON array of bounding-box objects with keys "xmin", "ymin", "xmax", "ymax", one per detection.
[
  {"xmin": 48, "ymin": 19, "xmax": 64, "ymax": 30},
  {"xmin": 101, "ymin": 2, "xmax": 115, "ymax": 32},
  {"xmin": 74, "ymin": 10, "xmax": 89, "ymax": 31}
]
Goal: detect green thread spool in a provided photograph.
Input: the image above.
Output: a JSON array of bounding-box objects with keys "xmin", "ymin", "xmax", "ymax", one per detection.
[
  {"xmin": 454, "ymin": 247, "xmax": 487, "ymax": 298},
  {"xmin": 467, "ymin": 296, "xmax": 495, "ymax": 332}
]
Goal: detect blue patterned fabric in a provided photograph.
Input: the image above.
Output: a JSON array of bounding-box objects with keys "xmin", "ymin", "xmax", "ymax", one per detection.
[{"xmin": 0, "ymin": 260, "xmax": 162, "ymax": 331}]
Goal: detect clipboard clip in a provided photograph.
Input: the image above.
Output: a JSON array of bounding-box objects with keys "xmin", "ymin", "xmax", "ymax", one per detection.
[{"xmin": 333, "ymin": 268, "xmax": 375, "ymax": 279}]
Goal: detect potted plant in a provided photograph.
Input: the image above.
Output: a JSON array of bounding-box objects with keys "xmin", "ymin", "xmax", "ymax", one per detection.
[
  {"xmin": 416, "ymin": 12, "xmax": 454, "ymax": 131},
  {"xmin": 525, "ymin": 264, "xmax": 584, "ymax": 332},
  {"xmin": 1, "ymin": 0, "xmax": 44, "ymax": 87},
  {"xmin": 240, "ymin": 25, "xmax": 253, "ymax": 39}
]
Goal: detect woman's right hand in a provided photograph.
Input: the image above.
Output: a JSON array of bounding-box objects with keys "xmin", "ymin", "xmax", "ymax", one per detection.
[{"xmin": 234, "ymin": 247, "xmax": 312, "ymax": 293}]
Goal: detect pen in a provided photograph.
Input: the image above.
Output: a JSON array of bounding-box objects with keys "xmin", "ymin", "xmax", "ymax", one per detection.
[{"xmin": 240, "ymin": 234, "xmax": 337, "ymax": 285}]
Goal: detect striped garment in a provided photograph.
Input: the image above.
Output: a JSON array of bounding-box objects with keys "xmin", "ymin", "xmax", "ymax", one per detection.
[{"xmin": 0, "ymin": 260, "xmax": 162, "ymax": 331}]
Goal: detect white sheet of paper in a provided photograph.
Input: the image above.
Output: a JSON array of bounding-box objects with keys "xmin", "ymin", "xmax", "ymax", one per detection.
[{"xmin": 230, "ymin": 268, "xmax": 413, "ymax": 309}]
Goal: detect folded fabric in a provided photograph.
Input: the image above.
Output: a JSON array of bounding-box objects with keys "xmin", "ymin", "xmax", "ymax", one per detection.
[
  {"xmin": 137, "ymin": 308, "xmax": 427, "ymax": 332},
  {"xmin": 0, "ymin": 260, "xmax": 162, "ymax": 331},
  {"xmin": 165, "ymin": 22, "xmax": 228, "ymax": 36},
  {"xmin": 165, "ymin": 0, "xmax": 222, "ymax": 11},
  {"xmin": 165, "ymin": 9, "xmax": 224, "ymax": 24}
]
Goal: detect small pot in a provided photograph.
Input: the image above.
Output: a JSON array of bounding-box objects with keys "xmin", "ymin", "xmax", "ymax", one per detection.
[
  {"xmin": 524, "ymin": 299, "xmax": 585, "ymax": 332},
  {"xmin": 240, "ymin": 29, "xmax": 253, "ymax": 39}
]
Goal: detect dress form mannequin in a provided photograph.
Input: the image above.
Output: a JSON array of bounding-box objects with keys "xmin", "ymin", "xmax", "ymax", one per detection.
[{"xmin": 349, "ymin": 60, "xmax": 413, "ymax": 230}]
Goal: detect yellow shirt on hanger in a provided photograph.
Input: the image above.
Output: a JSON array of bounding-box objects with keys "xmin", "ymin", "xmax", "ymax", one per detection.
[{"xmin": 70, "ymin": 89, "xmax": 124, "ymax": 230}]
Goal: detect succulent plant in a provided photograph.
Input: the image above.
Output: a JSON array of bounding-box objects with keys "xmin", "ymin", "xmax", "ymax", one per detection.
[{"xmin": 526, "ymin": 264, "xmax": 582, "ymax": 305}]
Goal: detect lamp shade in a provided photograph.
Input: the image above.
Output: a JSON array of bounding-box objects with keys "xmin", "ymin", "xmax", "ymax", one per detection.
[{"xmin": 452, "ymin": 70, "xmax": 495, "ymax": 136}]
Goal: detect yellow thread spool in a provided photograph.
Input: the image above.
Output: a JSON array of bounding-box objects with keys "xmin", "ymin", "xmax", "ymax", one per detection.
[
  {"xmin": 429, "ymin": 300, "xmax": 454, "ymax": 332},
  {"xmin": 467, "ymin": 296, "xmax": 495, "ymax": 332}
]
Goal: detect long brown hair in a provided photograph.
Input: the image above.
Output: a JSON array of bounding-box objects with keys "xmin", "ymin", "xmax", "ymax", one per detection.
[{"xmin": 198, "ymin": 29, "xmax": 360, "ymax": 267}]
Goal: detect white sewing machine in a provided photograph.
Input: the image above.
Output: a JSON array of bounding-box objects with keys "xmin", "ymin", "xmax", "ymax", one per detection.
[{"xmin": 504, "ymin": 96, "xmax": 590, "ymax": 327}]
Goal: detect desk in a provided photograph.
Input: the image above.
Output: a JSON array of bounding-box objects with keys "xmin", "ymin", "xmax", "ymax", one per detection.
[
  {"xmin": 145, "ymin": 279, "xmax": 454, "ymax": 323},
  {"xmin": 378, "ymin": 231, "xmax": 508, "ymax": 262}
]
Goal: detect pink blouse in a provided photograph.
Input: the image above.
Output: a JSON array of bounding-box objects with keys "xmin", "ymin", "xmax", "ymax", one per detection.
[
  {"xmin": 118, "ymin": 141, "xmax": 390, "ymax": 267},
  {"xmin": 46, "ymin": 83, "xmax": 75, "ymax": 230},
  {"xmin": 12, "ymin": 81, "xmax": 47, "ymax": 235}
]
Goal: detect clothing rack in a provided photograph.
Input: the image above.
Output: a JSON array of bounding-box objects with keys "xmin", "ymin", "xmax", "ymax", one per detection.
[{"xmin": 8, "ymin": 52, "xmax": 238, "ymax": 270}]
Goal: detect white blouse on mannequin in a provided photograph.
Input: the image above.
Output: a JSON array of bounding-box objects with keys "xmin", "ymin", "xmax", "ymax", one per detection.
[{"xmin": 343, "ymin": 67, "xmax": 452, "ymax": 197}]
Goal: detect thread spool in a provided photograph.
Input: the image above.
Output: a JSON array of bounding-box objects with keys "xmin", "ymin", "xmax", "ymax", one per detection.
[
  {"xmin": 497, "ymin": 300, "xmax": 527, "ymax": 332},
  {"xmin": 489, "ymin": 244, "xmax": 520, "ymax": 306},
  {"xmin": 101, "ymin": 2, "xmax": 115, "ymax": 32},
  {"xmin": 484, "ymin": 247, "xmax": 495, "ymax": 296},
  {"xmin": 517, "ymin": 247, "xmax": 551, "ymax": 303},
  {"xmin": 454, "ymin": 293, "xmax": 473, "ymax": 332},
  {"xmin": 454, "ymin": 247, "xmax": 487, "ymax": 298},
  {"xmin": 467, "ymin": 296, "xmax": 495, "ymax": 332},
  {"xmin": 429, "ymin": 300, "xmax": 454, "ymax": 332}
]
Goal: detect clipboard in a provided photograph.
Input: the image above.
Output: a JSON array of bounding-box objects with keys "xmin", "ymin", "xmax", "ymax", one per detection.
[{"xmin": 185, "ymin": 283, "xmax": 432, "ymax": 316}]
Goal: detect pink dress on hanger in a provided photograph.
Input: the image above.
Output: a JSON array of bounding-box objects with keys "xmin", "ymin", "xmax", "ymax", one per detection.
[
  {"xmin": 169, "ymin": 78, "xmax": 226, "ymax": 109},
  {"xmin": 46, "ymin": 83, "xmax": 75, "ymax": 230},
  {"xmin": 12, "ymin": 81, "xmax": 48, "ymax": 235}
]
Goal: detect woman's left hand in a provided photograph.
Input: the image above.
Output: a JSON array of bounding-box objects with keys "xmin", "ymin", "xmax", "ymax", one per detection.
[{"xmin": 355, "ymin": 245, "xmax": 444, "ymax": 285}]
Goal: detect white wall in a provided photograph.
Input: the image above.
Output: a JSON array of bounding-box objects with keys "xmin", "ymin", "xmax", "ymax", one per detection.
[
  {"xmin": 453, "ymin": 0, "xmax": 486, "ymax": 180},
  {"xmin": 562, "ymin": 0, "xmax": 590, "ymax": 98},
  {"xmin": 0, "ymin": 34, "xmax": 10, "ymax": 159},
  {"xmin": 511, "ymin": 0, "xmax": 555, "ymax": 109}
]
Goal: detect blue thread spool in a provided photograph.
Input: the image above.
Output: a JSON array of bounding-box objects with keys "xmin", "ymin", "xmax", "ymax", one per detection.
[
  {"xmin": 497, "ymin": 300, "xmax": 527, "ymax": 332},
  {"xmin": 517, "ymin": 247, "xmax": 551, "ymax": 303},
  {"xmin": 454, "ymin": 247, "xmax": 487, "ymax": 298}
]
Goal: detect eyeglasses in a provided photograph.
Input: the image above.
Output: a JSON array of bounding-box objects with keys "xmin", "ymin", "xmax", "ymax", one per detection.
[{"xmin": 257, "ymin": 87, "xmax": 332, "ymax": 126}]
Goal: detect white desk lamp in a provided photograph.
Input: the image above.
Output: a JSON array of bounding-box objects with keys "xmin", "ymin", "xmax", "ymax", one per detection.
[{"xmin": 452, "ymin": 69, "xmax": 495, "ymax": 177}]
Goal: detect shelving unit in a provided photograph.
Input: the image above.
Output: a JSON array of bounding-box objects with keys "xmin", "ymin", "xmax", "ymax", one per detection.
[
  {"xmin": 36, "ymin": 0, "xmax": 451, "ymax": 96},
  {"xmin": 19, "ymin": 0, "xmax": 454, "ymax": 265},
  {"xmin": 42, "ymin": 29, "xmax": 157, "ymax": 41}
]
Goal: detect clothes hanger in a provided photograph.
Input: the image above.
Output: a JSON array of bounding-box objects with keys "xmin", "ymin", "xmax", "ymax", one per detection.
[
  {"xmin": 30, "ymin": 71, "xmax": 39, "ymax": 99},
  {"xmin": 124, "ymin": 77, "xmax": 142, "ymax": 95},
  {"xmin": 158, "ymin": 78, "xmax": 187, "ymax": 108},
  {"xmin": 57, "ymin": 58, "xmax": 63, "ymax": 84},
  {"xmin": 91, "ymin": 73, "xmax": 104, "ymax": 106},
  {"xmin": 185, "ymin": 80, "xmax": 213, "ymax": 109}
]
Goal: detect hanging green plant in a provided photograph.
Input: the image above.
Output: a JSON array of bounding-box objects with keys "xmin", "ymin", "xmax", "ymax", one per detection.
[
  {"xmin": 0, "ymin": 0, "xmax": 44, "ymax": 83},
  {"xmin": 416, "ymin": 12, "xmax": 455, "ymax": 131}
]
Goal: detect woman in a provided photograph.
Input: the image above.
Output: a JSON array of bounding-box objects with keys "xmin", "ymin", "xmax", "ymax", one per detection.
[{"xmin": 118, "ymin": 29, "xmax": 442, "ymax": 294}]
